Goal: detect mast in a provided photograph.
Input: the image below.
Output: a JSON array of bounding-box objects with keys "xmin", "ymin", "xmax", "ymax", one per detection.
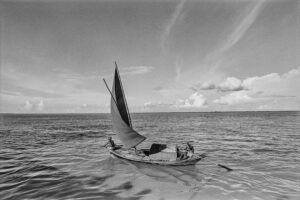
[{"xmin": 115, "ymin": 62, "xmax": 132, "ymax": 128}]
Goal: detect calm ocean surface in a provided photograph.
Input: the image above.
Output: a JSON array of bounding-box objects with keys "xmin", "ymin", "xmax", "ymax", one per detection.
[{"xmin": 0, "ymin": 111, "xmax": 299, "ymax": 200}]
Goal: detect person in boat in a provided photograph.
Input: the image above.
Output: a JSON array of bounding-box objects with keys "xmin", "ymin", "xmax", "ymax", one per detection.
[
  {"xmin": 185, "ymin": 142, "xmax": 194, "ymax": 158},
  {"xmin": 103, "ymin": 137, "xmax": 117, "ymax": 150},
  {"xmin": 176, "ymin": 145, "xmax": 180, "ymax": 158},
  {"xmin": 176, "ymin": 145, "xmax": 188, "ymax": 160}
]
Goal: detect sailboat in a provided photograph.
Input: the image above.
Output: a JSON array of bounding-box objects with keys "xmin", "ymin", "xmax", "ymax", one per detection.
[{"xmin": 103, "ymin": 62, "xmax": 205, "ymax": 166}]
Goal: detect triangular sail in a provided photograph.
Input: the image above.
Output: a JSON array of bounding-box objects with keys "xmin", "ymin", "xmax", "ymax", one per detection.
[
  {"xmin": 114, "ymin": 65, "xmax": 132, "ymax": 127},
  {"xmin": 110, "ymin": 63, "xmax": 146, "ymax": 149}
]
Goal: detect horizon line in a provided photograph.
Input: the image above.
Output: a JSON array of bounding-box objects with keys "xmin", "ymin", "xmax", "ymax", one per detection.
[{"xmin": 1, "ymin": 110, "xmax": 299, "ymax": 115}]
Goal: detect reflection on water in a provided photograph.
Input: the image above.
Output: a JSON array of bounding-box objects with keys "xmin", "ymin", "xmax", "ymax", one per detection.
[{"xmin": 0, "ymin": 112, "xmax": 300, "ymax": 200}]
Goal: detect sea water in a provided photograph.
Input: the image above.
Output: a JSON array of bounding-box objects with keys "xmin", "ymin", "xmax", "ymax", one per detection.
[{"xmin": 0, "ymin": 111, "xmax": 299, "ymax": 200}]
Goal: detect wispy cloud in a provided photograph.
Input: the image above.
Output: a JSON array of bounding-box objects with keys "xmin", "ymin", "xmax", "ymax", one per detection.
[
  {"xmin": 220, "ymin": 0, "xmax": 265, "ymax": 53},
  {"xmin": 1, "ymin": 64, "xmax": 66, "ymax": 98},
  {"xmin": 52, "ymin": 68, "xmax": 100, "ymax": 81},
  {"xmin": 205, "ymin": 0, "xmax": 265, "ymax": 71},
  {"xmin": 0, "ymin": 85, "xmax": 65, "ymax": 98},
  {"xmin": 161, "ymin": 0, "xmax": 187, "ymax": 52},
  {"xmin": 175, "ymin": 57, "xmax": 182, "ymax": 81},
  {"xmin": 54, "ymin": 65, "xmax": 153, "ymax": 82},
  {"xmin": 102, "ymin": 65, "xmax": 154, "ymax": 78},
  {"xmin": 119, "ymin": 66, "xmax": 154, "ymax": 76}
]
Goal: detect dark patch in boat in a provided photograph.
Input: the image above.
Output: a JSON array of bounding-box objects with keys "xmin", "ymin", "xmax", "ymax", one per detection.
[{"xmin": 149, "ymin": 143, "xmax": 167, "ymax": 154}]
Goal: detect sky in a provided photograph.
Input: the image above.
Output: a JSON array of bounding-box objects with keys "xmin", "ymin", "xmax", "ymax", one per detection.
[{"xmin": 0, "ymin": 0, "xmax": 299, "ymax": 113}]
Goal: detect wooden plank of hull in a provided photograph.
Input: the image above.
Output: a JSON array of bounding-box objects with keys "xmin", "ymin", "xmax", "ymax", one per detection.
[{"xmin": 107, "ymin": 148, "xmax": 203, "ymax": 166}]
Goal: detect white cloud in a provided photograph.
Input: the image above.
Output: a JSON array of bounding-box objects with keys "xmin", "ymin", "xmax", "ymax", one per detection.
[
  {"xmin": 144, "ymin": 92, "xmax": 207, "ymax": 110},
  {"xmin": 242, "ymin": 73, "xmax": 279, "ymax": 90},
  {"xmin": 198, "ymin": 67, "xmax": 300, "ymax": 94},
  {"xmin": 218, "ymin": 77, "xmax": 244, "ymax": 92},
  {"xmin": 37, "ymin": 100, "xmax": 44, "ymax": 111},
  {"xmin": 176, "ymin": 92, "xmax": 207, "ymax": 108},
  {"xmin": 242, "ymin": 67, "xmax": 300, "ymax": 96},
  {"xmin": 198, "ymin": 82, "xmax": 216, "ymax": 90},
  {"xmin": 197, "ymin": 77, "xmax": 244, "ymax": 92},
  {"xmin": 213, "ymin": 67, "xmax": 300, "ymax": 106},
  {"xmin": 284, "ymin": 68, "xmax": 300, "ymax": 77},
  {"xmin": 214, "ymin": 90, "xmax": 253, "ymax": 105},
  {"xmin": 24, "ymin": 100, "xmax": 33, "ymax": 110},
  {"xmin": 24, "ymin": 99, "xmax": 45, "ymax": 111},
  {"xmin": 144, "ymin": 102, "xmax": 153, "ymax": 107},
  {"xmin": 119, "ymin": 66, "xmax": 154, "ymax": 76}
]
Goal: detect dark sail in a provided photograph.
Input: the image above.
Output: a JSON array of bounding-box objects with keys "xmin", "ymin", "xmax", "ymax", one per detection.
[
  {"xmin": 113, "ymin": 66, "xmax": 132, "ymax": 127},
  {"xmin": 110, "ymin": 63, "xmax": 146, "ymax": 149}
]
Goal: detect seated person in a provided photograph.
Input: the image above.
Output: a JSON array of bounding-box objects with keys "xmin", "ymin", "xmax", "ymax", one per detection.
[
  {"xmin": 103, "ymin": 137, "xmax": 117, "ymax": 150},
  {"xmin": 176, "ymin": 145, "xmax": 188, "ymax": 160},
  {"xmin": 185, "ymin": 142, "xmax": 194, "ymax": 157}
]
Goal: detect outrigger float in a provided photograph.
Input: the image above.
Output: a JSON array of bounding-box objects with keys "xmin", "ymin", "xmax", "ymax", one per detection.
[{"xmin": 103, "ymin": 62, "xmax": 230, "ymax": 169}]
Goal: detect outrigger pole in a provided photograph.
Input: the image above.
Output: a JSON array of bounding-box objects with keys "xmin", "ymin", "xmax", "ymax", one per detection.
[
  {"xmin": 103, "ymin": 78, "xmax": 118, "ymax": 109},
  {"xmin": 203, "ymin": 159, "xmax": 233, "ymax": 171},
  {"xmin": 217, "ymin": 163, "xmax": 232, "ymax": 171}
]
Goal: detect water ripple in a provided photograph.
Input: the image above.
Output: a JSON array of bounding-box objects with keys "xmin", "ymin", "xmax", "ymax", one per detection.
[{"xmin": 0, "ymin": 112, "xmax": 299, "ymax": 200}]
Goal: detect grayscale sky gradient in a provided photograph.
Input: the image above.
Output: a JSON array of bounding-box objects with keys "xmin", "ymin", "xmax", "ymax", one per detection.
[{"xmin": 1, "ymin": 0, "xmax": 299, "ymax": 113}]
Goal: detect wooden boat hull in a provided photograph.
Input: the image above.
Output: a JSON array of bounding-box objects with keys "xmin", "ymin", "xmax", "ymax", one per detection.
[{"xmin": 107, "ymin": 147, "xmax": 204, "ymax": 166}]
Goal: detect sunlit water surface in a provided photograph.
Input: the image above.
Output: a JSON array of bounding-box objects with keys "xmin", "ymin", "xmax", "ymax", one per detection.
[{"xmin": 0, "ymin": 112, "xmax": 299, "ymax": 200}]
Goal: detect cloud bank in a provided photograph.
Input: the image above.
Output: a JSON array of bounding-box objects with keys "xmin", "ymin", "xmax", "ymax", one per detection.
[
  {"xmin": 198, "ymin": 77, "xmax": 244, "ymax": 92},
  {"xmin": 213, "ymin": 91, "xmax": 253, "ymax": 105},
  {"xmin": 146, "ymin": 67, "xmax": 299, "ymax": 110},
  {"xmin": 144, "ymin": 92, "xmax": 207, "ymax": 111},
  {"xmin": 211, "ymin": 67, "xmax": 300, "ymax": 105}
]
